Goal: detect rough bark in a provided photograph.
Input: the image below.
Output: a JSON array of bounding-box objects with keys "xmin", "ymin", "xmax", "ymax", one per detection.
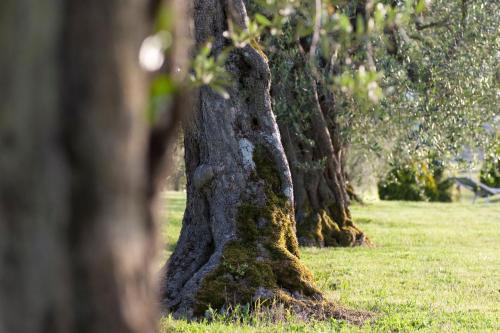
[
  {"xmin": 161, "ymin": 0, "xmax": 327, "ymax": 319},
  {"xmin": 0, "ymin": 1, "xmax": 187, "ymax": 332},
  {"xmin": 271, "ymin": 40, "xmax": 368, "ymax": 247},
  {"xmin": 280, "ymin": 87, "xmax": 367, "ymax": 247}
]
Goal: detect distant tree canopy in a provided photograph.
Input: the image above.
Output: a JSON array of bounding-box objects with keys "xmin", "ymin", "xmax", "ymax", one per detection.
[{"xmin": 367, "ymin": 0, "xmax": 499, "ymax": 165}]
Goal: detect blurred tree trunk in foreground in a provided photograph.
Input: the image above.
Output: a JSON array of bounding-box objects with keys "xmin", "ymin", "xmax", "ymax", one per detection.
[{"xmin": 0, "ymin": 0, "xmax": 189, "ymax": 332}]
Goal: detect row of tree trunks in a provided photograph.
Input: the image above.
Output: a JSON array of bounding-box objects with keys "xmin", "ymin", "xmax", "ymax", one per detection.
[
  {"xmin": 161, "ymin": 0, "xmax": 327, "ymax": 319},
  {"xmin": 0, "ymin": 1, "xmax": 189, "ymax": 332}
]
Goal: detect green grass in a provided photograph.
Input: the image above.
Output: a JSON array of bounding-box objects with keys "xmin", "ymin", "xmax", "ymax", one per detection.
[{"xmin": 159, "ymin": 191, "xmax": 500, "ymax": 332}]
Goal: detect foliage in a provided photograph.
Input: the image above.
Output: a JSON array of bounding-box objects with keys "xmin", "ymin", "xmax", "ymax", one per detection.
[
  {"xmin": 145, "ymin": 4, "xmax": 233, "ymax": 125},
  {"xmin": 244, "ymin": 0, "xmax": 499, "ymax": 175},
  {"xmin": 378, "ymin": 164, "xmax": 425, "ymax": 201},
  {"xmin": 250, "ymin": 0, "xmax": 415, "ymax": 144},
  {"xmin": 377, "ymin": 159, "xmax": 453, "ymax": 202},
  {"xmin": 353, "ymin": 0, "xmax": 499, "ymax": 165},
  {"xmin": 190, "ymin": 42, "xmax": 231, "ymax": 98},
  {"xmin": 161, "ymin": 192, "xmax": 500, "ymax": 332},
  {"xmin": 480, "ymin": 138, "xmax": 500, "ymax": 188}
]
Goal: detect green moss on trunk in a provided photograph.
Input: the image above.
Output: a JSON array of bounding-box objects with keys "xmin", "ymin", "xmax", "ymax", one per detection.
[
  {"xmin": 194, "ymin": 144, "xmax": 320, "ymax": 315},
  {"xmin": 297, "ymin": 209, "xmax": 368, "ymax": 247}
]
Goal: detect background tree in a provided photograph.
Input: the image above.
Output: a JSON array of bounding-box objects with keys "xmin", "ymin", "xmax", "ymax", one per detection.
[
  {"xmin": 0, "ymin": 1, "xmax": 189, "ymax": 332},
  {"xmin": 344, "ymin": 0, "xmax": 499, "ymax": 187},
  {"xmin": 244, "ymin": 0, "xmax": 403, "ymax": 247},
  {"xmin": 270, "ymin": 28, "xmax": 368, "ymax": 247}
]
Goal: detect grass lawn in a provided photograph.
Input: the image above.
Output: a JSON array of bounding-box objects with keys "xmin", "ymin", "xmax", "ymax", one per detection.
[{"xmin": 158, "ymin": 191, "xmax": 500, "ymax": 332}]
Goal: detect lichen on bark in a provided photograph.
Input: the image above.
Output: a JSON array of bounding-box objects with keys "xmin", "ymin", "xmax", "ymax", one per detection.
[{"xmin": 296, "ymin": 207, "xmax": 367, "ymax": 247}]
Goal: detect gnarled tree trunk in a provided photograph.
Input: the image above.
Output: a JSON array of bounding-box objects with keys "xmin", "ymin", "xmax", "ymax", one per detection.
[
  {"xmin": 280, "ymin": 85, "xmax": 367, "ymax": 247},
  {"xmin": 271, "ymin": 43, "xmax": 368, "ymax": 247},
  {"xmin": 0, "ymin": 1, "xmax": 189, "ymax": 332},
  {"xmin": 161, "ymin": 0, "xmax": 325, "ymax": 319}
]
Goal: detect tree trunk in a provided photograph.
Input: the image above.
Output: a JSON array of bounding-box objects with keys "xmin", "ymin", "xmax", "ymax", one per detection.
[
  {"xmin": 161, "ymin": 0, "xmax": 326, "ymax": 319},
  {"xmin": 272, "ymin": 47, "xmax": 368, "ymax": 248},
  {"xmin": 280, "ymin": 89, "xmax": 367, "ymax": 247},
  {"xmin": 0, "ymin": 1, "xmax": 188, "ymax": 332}
]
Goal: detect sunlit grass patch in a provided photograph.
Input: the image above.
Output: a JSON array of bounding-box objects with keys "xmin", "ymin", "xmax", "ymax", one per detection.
[{"xmin": 159, "ymin": 192, "xmax": 500, "ymax": 332}]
